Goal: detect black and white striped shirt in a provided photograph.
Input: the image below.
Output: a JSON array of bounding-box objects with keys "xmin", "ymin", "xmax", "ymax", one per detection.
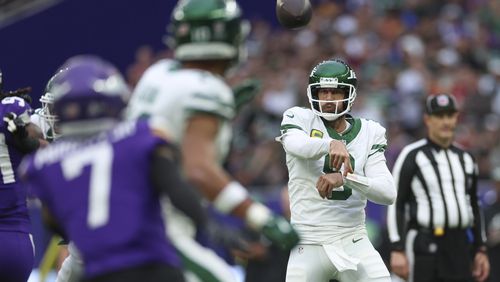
[{"xmin": 387, "ymin": 138, "xmax": 486, "ymax": 251}]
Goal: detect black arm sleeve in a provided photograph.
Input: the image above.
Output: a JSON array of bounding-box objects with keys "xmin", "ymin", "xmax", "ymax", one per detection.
[
  {"xmin": 10, "ymin": 135, "xmax": 40, "ymax": 153},
  {"xmin": 391, "ymin": 151, "xmax": 417, "ymax": 251},
  {"xmin": 150, "ymin": 145, "xmax": 207, "ymax": 229},
  {"xmin": 8, "ymin": 123, "xmax": 40, "ymax": 154}
]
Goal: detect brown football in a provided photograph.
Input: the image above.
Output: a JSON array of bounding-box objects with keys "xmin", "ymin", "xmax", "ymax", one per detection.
[{"xmin": 276, "ymin": 0, "xmax": 312, "ymax": 29}]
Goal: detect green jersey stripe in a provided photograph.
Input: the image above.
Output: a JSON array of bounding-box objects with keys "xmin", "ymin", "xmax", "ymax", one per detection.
[
  {"xmin": 371, "ymin": 144, "xmax": 387, "ymax": 150},
  {"xmin": 281, "ymin": 124, "xmax": 304, "ymax": 133}
]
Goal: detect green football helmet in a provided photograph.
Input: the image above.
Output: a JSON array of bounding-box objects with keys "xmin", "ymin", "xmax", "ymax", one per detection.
[
  {"xmin": 167, "ymin": 0, "xmax": 250, "ymax": 62},
  {"xmin": 307, "ymin": 59, "xmax": 357, "ymax": 121}
]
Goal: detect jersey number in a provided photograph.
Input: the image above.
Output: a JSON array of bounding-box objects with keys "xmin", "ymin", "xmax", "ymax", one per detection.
[
  {"xmin": 1, "ymin": 96, "xmax": 26, "ymax": 107},
  {"xmin": 323, "ymin": 154, "xmax": 355, "ymax": 200},
  {"xmin": 62, "ymin": 143, "xmax": 113, "ymax": 229},
  {"xmin": 0, "ymin": 96, "xmax": 29, "ymax": 184},
  {"xmin": 0, "ymin": 133, "xmax": 15, "ymax": 184}
]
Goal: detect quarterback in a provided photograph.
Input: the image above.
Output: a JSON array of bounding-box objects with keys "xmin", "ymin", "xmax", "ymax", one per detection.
[{"xmin": 277, "ymin": 59, "xmax": 396, "ymax": 281}]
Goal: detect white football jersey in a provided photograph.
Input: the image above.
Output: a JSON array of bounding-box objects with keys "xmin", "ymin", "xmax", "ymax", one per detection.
[
  {"xmin": 30, "ymin": 108, "xmax": 50, "ymax": 138},
  {"xmin": 278, "ymin": 106, "xmax": 388, "ymax": 243},
  {"xmin": 126, "ymin": 59, "xmax": 235, "ymax": 163}
]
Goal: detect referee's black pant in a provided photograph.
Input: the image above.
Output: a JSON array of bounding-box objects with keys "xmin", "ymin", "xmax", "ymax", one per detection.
[{"xmin": 408, "ymin": 228, "xmax": 474, "ymax": 282}]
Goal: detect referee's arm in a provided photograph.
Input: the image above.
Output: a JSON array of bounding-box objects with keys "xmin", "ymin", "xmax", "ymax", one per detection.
[
  {"xmin": 468, "ymin": 160, "xmax": 487, "ymax": 252},
  {"xmin": 387, "ymin": 149, "xmax": 417, "ymax": 251}
]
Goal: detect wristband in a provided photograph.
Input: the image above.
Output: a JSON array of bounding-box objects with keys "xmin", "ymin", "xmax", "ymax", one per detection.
[{"xmin": 213, "ymin": 181, "xmax": 249, "ymax": 214}]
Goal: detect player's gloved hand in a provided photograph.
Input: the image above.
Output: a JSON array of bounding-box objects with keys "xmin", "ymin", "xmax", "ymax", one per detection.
[
  {"xmin": 232, "ymin": 79, "xmax": 261, "ymax": 112},
  {"xmin": 246, "ymin": 202, "xmax": 300, "ymax": 250},
  {"xmin": 261, "ymin": 215, "xmax": 300, "ymax": 251},
  {"xmin": 4, "ymin": 112, "xmax": 28, "ymax": 138}
]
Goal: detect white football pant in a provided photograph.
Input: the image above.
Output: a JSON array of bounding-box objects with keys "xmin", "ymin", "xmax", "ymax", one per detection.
[{"xmin": 286, "ymin": 232, "xmax": 390, "ymax": 282}]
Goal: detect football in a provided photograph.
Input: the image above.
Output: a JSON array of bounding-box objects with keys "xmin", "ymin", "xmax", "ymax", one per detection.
[{"xmin": 276, "ymin": 0, "xmax": 312, "ymax": 29}]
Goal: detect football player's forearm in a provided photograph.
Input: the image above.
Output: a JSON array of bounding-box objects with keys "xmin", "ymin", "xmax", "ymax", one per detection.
[
  {"xmin": 345, "ymin": 172, "xmax": 396, "ymax": 205},
  {"xmin": 151, "ymin": 150, "xmax": 207, "ymax": 228},
  {"xmin": 184, "ymin": 160, "xmax": 275, "ymax": 230},
  {"xmin": 281, "ymin": 131, "xmax": 330, "ymax": 159},
  {"xmin": 184, "ymin": 159, "xmax": 232, "ymax": 201}
]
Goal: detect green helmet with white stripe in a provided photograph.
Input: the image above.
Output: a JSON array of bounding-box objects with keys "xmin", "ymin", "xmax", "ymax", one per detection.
[
  {"xmin": 167, "ymin": 0, "xmax": 249, "ymax": 62},
  {"xmin": 307, "ymin": 59, "xmax": 358, "ymax": 121}
]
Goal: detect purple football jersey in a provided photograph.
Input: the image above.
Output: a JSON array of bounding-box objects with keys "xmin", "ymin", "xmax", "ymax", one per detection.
[
  {"xmin": 0, "ymin": 96, "xmax": 32, "ymax": 233},
  {"xmin": 20, "ymin": 119, "xmax": 180, "ymax": 277}
]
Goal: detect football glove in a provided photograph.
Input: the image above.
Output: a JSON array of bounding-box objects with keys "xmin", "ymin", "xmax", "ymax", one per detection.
[
  {"xmin": 261, "ymin": 215, "xmax": 300, "ymax": 251},
  {"xmin": 4, "ymin": 112, "xmax": 28, "ymax": 138},
  {"xmin": 232, "ymin": 79, "xmax": 261, "ymax": 112}
]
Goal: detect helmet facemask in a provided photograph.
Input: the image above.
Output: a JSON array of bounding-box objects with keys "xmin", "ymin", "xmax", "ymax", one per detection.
[
  {"xmin": 39, "ymin": 92, "xmax": 59, "ymax": 141},
  {"xmin": 307, "ymin": 83, "xmax": 356, "ymax": 121}
]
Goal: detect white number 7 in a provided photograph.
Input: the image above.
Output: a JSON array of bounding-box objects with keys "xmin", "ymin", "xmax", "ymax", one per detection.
[{"xmin": 62, "ymin": 143, "xmax": 113, "ymax": 229}]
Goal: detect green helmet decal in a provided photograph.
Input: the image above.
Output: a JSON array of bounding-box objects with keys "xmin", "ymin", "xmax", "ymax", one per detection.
[
  {"xmin": 307, "ymin": 59, "xmax": 357, "ymax": 121},
  {"xmin": 168, "ymin": 0, "xmax": 249, "ymax": 62}
]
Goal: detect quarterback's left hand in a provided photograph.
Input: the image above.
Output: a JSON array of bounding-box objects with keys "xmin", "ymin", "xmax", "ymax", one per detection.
[
  {"xmin": 328, "ymin": 140, "xmax": 353, "ymax": 176},
  {"xmin": 316, "ymin": 172, "xmax": 344, "ymax": 199}
]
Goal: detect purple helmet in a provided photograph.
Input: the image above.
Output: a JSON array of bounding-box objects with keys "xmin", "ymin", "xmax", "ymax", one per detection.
[{"xmin": 51, "ymin": 55, "xmax": 130, "ymax": 136}]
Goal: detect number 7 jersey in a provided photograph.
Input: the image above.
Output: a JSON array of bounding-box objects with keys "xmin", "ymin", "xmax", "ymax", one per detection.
[
  {"xmin": 19, "ymin": 119, "xmax": 180, "ymax": 277},
  {"xmin": 277, "ymin": 107, "xmax": 388, "ymax": 242}
]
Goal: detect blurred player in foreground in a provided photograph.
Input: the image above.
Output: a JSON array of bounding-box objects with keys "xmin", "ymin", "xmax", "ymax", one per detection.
[
  {"xmin": 127, "ymin": 0, "xmax": 299, "ymax": 281},
  {"xmin": 20, "ymin": 55, "xmax": 207, "ymax": 282}
]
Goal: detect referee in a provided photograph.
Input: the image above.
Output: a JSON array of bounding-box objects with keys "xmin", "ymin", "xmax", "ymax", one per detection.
[{"xmin": 387, "ymin": 94, "xmax": 490, "ymax": 282}]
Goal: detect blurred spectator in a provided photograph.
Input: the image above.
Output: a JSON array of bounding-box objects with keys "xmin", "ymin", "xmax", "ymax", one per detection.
[{"xmin": 483, "ymin": 167, "xmax": 500, "ymax": 282}]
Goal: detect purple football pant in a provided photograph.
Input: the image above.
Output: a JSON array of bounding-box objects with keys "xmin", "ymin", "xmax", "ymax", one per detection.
[{"xmin": 0, "ymin": 231, "xmax": 34, "ymax": 282}]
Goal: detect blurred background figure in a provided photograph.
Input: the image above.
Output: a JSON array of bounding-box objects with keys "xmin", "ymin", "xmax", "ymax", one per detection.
[
  {"xmin": 483, "ymin": 148, "xmax": 500, "ymax": 282},
  {"xmin": 0, "ymin": 68, "xmax": 46, "ymax": 282},
  {"xmin": 387, "ymin": 94, "xmax": 489, "ymax": 282}
]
